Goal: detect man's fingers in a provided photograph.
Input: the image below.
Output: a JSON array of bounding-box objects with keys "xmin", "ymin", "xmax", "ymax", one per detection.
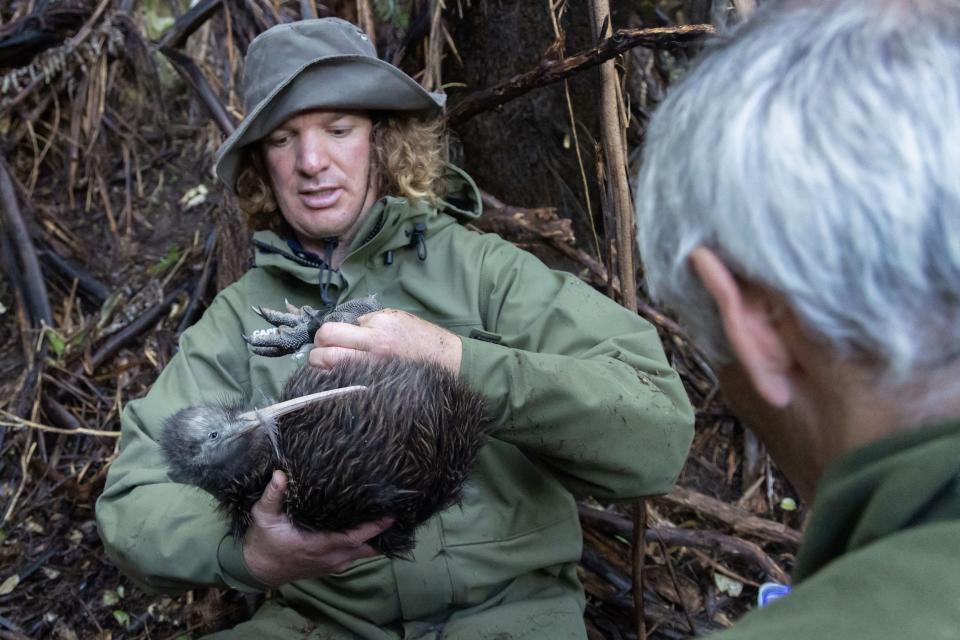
[
  {"xmin": 253, "ymin": 470, "xmax": 287, "ymax": 516},
  {"xmin": 313, "ymin": 321, "xmax": 373, "ymax": 350},
  {"xmin": 308, "ymin": 346, "xmax": 366, "ymax": 369}
]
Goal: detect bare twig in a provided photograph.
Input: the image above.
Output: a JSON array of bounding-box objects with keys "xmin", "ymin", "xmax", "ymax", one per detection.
[
  {"xmin": 1, "ymin": 440, "xmax": 36, "ymax": 524},
  {"xmin": 662, "ymin": 486, "xmax": 803, "ymax": 545},
  {"xmin": 158, "ymin": 0, "xmax": 224, "ymax": 49},
  {"xmin": 652, "ymin": 530, "xmax": 697, "ymax": 635},
  {"xmin": 0, "ymin": 410, "xmax": 118, "ymax": 438},
  {"xmin": 423, "ymin": 0, "xmax": 445, "ymax": 92},
  {"xmin": 446, "ymin": 24, "xmax": 712, "ymax": 126},
  {"xmin": 632, "ymin": 495, "xmax": 648, "ymax": 640},
  {"xmin": 0, "ymin": 158, "xmax": 52, "ymax": 329},
  {"xmin": 591, "ymin": 0, "xmax": 636, "ymax": 313}
]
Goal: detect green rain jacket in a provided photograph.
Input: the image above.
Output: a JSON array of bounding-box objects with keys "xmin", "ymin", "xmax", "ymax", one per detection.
[
  {"xmin": 714, "ymin": 419, "xmax": 960, "ymax": 639},
  {"xmin": 96, "ymin": 168, "xmax": 694, "ymax": 638}
]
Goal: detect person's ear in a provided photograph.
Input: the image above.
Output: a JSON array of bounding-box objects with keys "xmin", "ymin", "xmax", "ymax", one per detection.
[{"xmin": 689, "ymin": 247, "xmax": 793, "ymax": 407}]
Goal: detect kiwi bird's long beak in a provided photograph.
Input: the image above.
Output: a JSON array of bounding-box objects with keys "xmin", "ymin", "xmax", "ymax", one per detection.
[{"xmin": 237, "ymin": 385, "xmax": 368, "ymax": 424}]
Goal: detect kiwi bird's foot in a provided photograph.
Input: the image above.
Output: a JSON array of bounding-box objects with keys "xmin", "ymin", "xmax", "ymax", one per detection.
[
  {"xmin": 244, "ymin": 296, "xmax": 384, "ymax": 357},
  {"xmin": 243, "ymin": 324, "xmax": 314, "ymax": 357},
  {"xmin": 253, "ymin": 301, "xmax": 321, "ymax": 327}
]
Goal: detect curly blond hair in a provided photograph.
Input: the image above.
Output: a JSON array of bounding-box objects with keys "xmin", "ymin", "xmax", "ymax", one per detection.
[{"xmin": 235, "ymin": 114, "xmax": 447, "ymax": 231}]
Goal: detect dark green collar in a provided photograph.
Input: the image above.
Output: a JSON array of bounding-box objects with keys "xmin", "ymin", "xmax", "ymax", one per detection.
[{"xmin": 795, "ymin": 419, "xmax": 960, "ymax": 582}]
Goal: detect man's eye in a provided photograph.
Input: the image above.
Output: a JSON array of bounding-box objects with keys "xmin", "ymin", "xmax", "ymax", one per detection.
[
  {"xmin": 330, "ymin": 127, "xmax": 352, "ymax": 137},
  {"xmin": 267, "ymin": 135, "xmax": 290, "ymax": 146},
  {"xmin": 208, "ymin": 431, "xmax": 219, "ymax": 440}
]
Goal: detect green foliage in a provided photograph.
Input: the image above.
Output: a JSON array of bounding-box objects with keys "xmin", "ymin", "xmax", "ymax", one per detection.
[
  {"xmin": 112, "ymin": 610, "xmax": 131, "ymax": 627},
  {"xmin": 45, "ymin": 328, "xmax": 67, "ymax": 358},
  {"xmin": 373, "ymin": 0, "xmax": 411, "ymax": 29},
  {"xmin": 147, "ymin": 246, "xmax": 182, "ymax": 276},
  {"xmin": 142, "ymin": 0, "xmax": 178, "ymax": 40}
]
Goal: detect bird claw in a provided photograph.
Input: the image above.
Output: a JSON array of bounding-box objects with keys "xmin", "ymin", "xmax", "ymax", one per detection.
[
  {"xmin": 252, "ymin": 303, "xmax": 318, "ymax": 328},
  {"xmin": 245, "ymin": 296, "xmax": 384, "ymax": 357},
  {"xmin": 243, "ymin": 323, "xmax": 312, "ymax": 356}
]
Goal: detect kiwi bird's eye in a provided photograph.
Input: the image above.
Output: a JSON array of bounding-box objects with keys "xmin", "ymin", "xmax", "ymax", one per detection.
[{"xmin": 208, "ymin": 431, "xmax": 219, "ymax": 440}]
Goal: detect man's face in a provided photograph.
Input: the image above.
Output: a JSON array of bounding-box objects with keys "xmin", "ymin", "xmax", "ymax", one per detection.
[{"xmin": 263, "ymin": 110, "xmax": 377, "ymax": 252}]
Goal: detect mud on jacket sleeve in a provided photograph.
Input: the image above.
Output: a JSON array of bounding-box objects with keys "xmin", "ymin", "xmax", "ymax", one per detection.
[{"xmin": 458, "ymin": 235, "xmax": 695, "ymax": 499}]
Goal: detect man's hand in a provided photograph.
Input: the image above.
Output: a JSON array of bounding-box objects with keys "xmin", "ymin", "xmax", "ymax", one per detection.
[
  {"xmin": 242, "ymin": 470, "xmax": 393, "ymax": 587},
  {"xmin": 308, "ymin": 308, "xmax": 463, "ymax": 373}
]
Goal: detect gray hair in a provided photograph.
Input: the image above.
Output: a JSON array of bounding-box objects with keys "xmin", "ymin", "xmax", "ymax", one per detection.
[{"xmin": 635, "ymin": 0, "xmax": 960, "ymax": 382}]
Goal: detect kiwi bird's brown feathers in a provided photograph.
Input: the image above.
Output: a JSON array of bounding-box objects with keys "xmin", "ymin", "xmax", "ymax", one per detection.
[
  {"xmin": 276, "ymin": 358, "xmax": 488, "ymax": 555},
  {"xmin": 163, "ymin": 357, "xmax": 488, "ymax": 556}
]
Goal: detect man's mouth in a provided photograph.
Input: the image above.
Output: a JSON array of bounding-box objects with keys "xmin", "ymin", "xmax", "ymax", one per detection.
[{"xmin": 299, "ymin": 187, "xmax": 343, "ymax": 209}]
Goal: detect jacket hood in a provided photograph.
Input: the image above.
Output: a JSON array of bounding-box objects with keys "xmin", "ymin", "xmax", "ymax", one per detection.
[{"xmin": 251, "ymin": 163, "xmax": 482, "ymax": 280}]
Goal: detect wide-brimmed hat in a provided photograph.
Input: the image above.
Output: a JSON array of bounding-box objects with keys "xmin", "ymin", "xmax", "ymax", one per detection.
[{"xmin": 214, "ymin": 18, "xmax": 445, "ymax": 192}]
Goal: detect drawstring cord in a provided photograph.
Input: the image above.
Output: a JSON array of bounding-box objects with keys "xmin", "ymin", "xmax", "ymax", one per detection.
[
  {"xmin": 319, "ymin": 237, "xmax": 338, "ymax": 307},
  {"xmin": 406, "ymin": 223, "xmax": 427, "ymax": 261}
]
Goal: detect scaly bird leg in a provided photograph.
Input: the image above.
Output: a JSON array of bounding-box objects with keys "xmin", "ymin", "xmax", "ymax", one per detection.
[{"xmin": 244, "ymin": 295, "xmax": 384, "ymax": 357}]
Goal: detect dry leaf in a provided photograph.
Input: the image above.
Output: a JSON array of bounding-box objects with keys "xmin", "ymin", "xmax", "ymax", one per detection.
[{"xmin": 0, "ymin": 574, "xmax": 19, "ymax": 596}]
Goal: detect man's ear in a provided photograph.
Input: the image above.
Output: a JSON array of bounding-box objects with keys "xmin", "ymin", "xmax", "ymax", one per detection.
[{"xmin": 689, "ymin": 247, "xmax": 793, "ymax": 407}]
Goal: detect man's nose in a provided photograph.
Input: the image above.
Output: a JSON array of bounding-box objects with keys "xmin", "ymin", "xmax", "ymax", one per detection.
[{"xmin": 296, "ymin": 132, "xmax": 329, "ymax": 175}]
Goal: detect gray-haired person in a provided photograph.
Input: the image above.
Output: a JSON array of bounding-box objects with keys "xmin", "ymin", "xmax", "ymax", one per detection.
[{"xmin": 635, "ymin": 0, "xmax": 960, "ymax": 636}]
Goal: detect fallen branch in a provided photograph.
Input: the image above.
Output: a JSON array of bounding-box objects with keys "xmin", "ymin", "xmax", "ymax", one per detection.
[
  {"xmin": 86, "ymin": 281, "xmax": 190, "ymax": 373},
  {"xmin": 0, "ymin": 158, "xmax": 52, "ymax": 329},
  {"xmin": 581, "ymin": 544, "xmax": 717, "ymax": 638},
  {"xmin": 38, "ymin": 245, "xmax": 111, "ymax": 306},
  {"xmin": 476, "ymin": 191, "xmax": 607, "ymax": 276},
  {"xmin": 0, "ymin": 0, "xmax": 114, "ymax": 116},
  {"xmin": 579, "ymin": 503, "xmax": 790, "ymax": 584},
  {"xmin": 177, "ymin": 228, "xmax": 218, "ymax": 334},
  {"xmin": 40, "ymin": 396, "xmax": 82, "ymax": 431},
  {"xmin": 662, "ymin": 486, "xmax": 803, "ymax": 546},
  {"xmin": 159, "ymin": 46, "xmax": 236, "ymax": 136},
  {"xmin": 158, "ymin": 0, "xmax": 223, "ymax": 49},
  {"xmin": 0, "ymin": 0, "xmax": 92, "ymax": 68},
  {"xmin": 446, "ymin": 23, "xmax": 713, "ymax": 126}
]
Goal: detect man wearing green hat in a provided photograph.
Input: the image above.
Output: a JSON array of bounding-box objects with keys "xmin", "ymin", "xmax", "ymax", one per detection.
[{"xmin": 96, "ymin": 17, "xmax": 694, "ymax": 638}]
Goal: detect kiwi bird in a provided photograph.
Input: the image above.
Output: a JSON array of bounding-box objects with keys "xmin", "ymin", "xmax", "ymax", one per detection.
[{"xmin": 162, "ymin": 356, "xmax": 488, "ymax": 557}]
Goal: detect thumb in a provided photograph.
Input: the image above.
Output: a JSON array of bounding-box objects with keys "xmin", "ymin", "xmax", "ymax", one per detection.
[{"xmin": 257, "ymin": 470, "xmax": 287, "ymax": 514}]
